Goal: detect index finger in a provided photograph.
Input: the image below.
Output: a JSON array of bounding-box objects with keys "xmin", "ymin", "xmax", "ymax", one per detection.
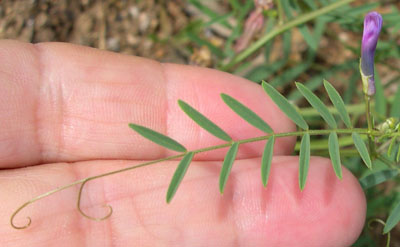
[{"xmin": 0, "ymin": 40, "xmax": 295, "ymax": 168}]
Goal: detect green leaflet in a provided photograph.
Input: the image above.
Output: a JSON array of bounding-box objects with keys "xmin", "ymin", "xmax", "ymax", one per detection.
[
  {"xmin": 299, "ymin": 133, "xmax": 311, "ymax": 191},
  {"xmin": 298, "ymin": 25, "xmax": 318, "ymax": 51},
  {"xmin": 219, "ymin": 142, "xmax": 239, "ymax": 194},
  {"xmin": 328, "ymin": 132, "xmax": 342, "ymax": 179},
  {"xmin": 323, "ymin": 80, "xmax": 352, "ymax": 128},
  {"xmin": 178, "ymin": 100, "xmax": 232, "ymax": 142},
  {"xmin": 384, "ymin": 200, "xmax": 400, "ymax": 234},
  {"xmin": 352, "ymin": 132, "xmax": 372, "ymax": 169},
  {"xmin": 388, "ymin": 137, "xmax": 397, "ymax": 156},
  {"xmin": 359, "ymin": 169, "xmax": 398, "ymax": 189},
  {"xmin": 397, "ymin": 145, "xmax": 400, "ymax": 163},
  {"xmin": 166, "ymin": 152, "xmax": 195, "ymax": 203},
  {"xmin": 261, "ymin": 136, "xmax": 275, "ymax": 187},
  {"xmin": 262, "ymin": 81, "xmax": 309, "ymax": 130},
  {"xmin": 128, "ymin": 123, "xmax": 186, "ymax": 152},
  {"xmin": 221, "ymin": 93, "xmax": 273, "ymax": 133},
  {"xmin": 296, "ymin": 82, "xmax": 337, "ymax": 129}
]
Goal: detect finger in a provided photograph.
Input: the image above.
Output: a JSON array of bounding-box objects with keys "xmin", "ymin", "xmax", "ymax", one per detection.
[
  {"xmin": 0, "ymin": 40, "xmax": 295, "ymax": 168},
  {"xmin": 1, "ymin": 157, "xmax": 365, "ymax": 246}
]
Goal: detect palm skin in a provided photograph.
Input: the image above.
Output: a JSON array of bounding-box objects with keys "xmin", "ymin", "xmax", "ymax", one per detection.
[{"xmin": 0, "ymin": 40, "xmax": 365, "ymax": 246}]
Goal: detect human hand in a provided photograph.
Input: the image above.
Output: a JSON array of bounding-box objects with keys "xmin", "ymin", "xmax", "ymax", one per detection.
[{"xmin": 0, "ymin": 40, "xmax": 365, "ymax": 246}]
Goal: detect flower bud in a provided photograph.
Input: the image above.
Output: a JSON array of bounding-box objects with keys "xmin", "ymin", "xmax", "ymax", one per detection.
[
  {"xmin": 360, "ymin": 12, "xmax": 382, "ymax": 96},
  {"xmin": 234, "ymin": 10, "xmax": 264, "ymax": 53},
  {"xmin": 378, "ymin": 117, "xmax": 396, "ymax": 134}
]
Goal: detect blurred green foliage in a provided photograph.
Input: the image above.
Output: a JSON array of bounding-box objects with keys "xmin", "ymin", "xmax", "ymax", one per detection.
[{"xmin": 182, "ymin": 0, "xmax": 400, "ymax": 245}]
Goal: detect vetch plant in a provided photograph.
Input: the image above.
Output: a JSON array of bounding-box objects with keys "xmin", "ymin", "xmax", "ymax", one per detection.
[
  {"xmin": 8, "ymin": 10, "xmax": 400, "ymax": 245},
  {"xmin": 360, "ymin": 11, "xmax": 382, "ymax": 97}
]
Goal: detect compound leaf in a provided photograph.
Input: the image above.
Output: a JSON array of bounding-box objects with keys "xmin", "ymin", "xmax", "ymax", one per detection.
[
  {"xmin": 219, "ymin": 142, "xmax": 239, "ymax": 194},
  {"xmin": 262, "ymin": 81, "xmax": 309, "ymax": 130},
  {"xmin": 166, "ymin": 152, "xmax": 195, "ymax": 203},
  {"xmin": 296, "ymin": 82, "xmax": 337, "ymax": 129},
  {"xmin": 128, "ymin": 123, "xmax": 186, "ymax": 152},
  {"xmin": 221, "ymin": 93, "xmax": 273, "ymax": 133},
  {"xmin": 178, "ymin": 100, "xmax": 232, "ymax": 142}
]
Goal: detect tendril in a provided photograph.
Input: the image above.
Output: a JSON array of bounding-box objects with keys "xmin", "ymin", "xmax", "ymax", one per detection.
[
  {"xmin": 10, "ymin": 201, "xmax": 32, "ymax": 229},
  {"xmin": 10, "ymin": 178, "xmax": 86, "ymax": 230},
  {"xmin": 368, "ymin": 218, "xmax": 391, "ymax": 247},
  {"xmin": 10, "ymin": 157, "xmax": 179, "ymax": 229},
  {"xmin": 77, "ymin": 178, "xmax": 113, "ymax": 221}
]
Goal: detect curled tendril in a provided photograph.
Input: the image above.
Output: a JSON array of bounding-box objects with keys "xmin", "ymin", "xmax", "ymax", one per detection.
[
  {"xmin": 10, "ymin": 179, "xmax": 86, "ymax": 230},
  {"xmin": 77, "ymin": 179, "xmax": 113, "ymax": 221},
  {"xmin": 368, "ymin": 218, "xmax": 391, "ymax": 247},
  {"xmin": 10, "ymin": 201, "xmax": 32, "ymax": 229},
  {"xmin": 10, "ymin": 158, "xmax": 170, "ymax": 230}
]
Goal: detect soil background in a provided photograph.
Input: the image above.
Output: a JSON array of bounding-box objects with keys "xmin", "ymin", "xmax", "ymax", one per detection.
[{"xmin": 0, "ymin": 0, "xmax": 196, "ymax": 63}]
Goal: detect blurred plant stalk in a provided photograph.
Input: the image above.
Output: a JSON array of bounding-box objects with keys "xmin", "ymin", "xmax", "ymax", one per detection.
[
  {"xmin": 220, "ymin": 0, "xmax": 355, "ymax": 71},
  {"xmin": 360, "ymin": 12, "xmax": 383, "ymax": 158}
]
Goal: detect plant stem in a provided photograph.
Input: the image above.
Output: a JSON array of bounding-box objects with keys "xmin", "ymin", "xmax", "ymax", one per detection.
[
  {"xmin": 365, "ymin": 94, "xmax": 377, "ymax": 158},
  {"xmin": 220, "ymin": 0, "xmax": 354, "ymax": 71},
  {"xmin": 275, "ymin": 0, "xmax": 284, "ymax": 25},
  {"xmin": 300, "ymin": 101, "xmax": 369, "ymax": 117}
]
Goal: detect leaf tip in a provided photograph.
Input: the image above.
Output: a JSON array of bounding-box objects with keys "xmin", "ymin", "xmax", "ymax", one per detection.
[
  {"xmin": 261, "ymin": 80, "xmax": 268, "ymax": 88},
  {"xmin": 383, "ymin": 227, "xmax": 390, "ymax": 235},
  {"xmin": 219, "ymin": 177, "xmax": 227, "ymax": 195}
]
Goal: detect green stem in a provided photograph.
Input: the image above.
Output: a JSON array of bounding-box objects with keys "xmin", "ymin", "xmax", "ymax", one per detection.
[
  {"xmin": 299, "ymin": 95, "xmax": 394, "ymax": 118},
  {"xmin": 275, "ymin": 0, "xmax": 284, "ymax": 25},
  {"xmin": 220, "ymin": 0, "xmax": 354, "ymax": 71},
  {"xmin": 365, "ymin": 94, "xmax": 377, "ymax": 158},
  {"xmin": 300, "ymin": 101, "xmax": 370, "ymax": 117}
]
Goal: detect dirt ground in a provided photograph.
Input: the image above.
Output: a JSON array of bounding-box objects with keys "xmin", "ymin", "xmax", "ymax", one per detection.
[
  {"xmin": 0, "ymin": 0, "xmax": 397, "ymax": 70},
  {"xmin": 0, "ymin": 0, "xmax": 355, "ymax": 66},
  {"xmin": 0, "ymin": 0, "xmax": 197, "ymax": 63}
]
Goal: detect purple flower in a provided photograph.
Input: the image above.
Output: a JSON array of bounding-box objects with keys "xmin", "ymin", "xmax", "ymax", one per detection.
[{"xmin": 360, "ymin": 12, "xmax": 382, "ymax": 96}]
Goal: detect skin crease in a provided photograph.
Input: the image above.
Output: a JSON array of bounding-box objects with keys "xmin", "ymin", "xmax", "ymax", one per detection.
[{"xmin": 0, "ymin": 40, "xmax": 365, "ymax": 246}]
